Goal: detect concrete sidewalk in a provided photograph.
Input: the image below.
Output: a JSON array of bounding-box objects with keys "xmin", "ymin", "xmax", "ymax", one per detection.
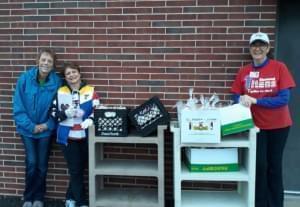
[
  {"xmin": 0, "ymin": 196, "xmax": 63, "ymax": 207},
  {"xmin": 284, "ymin": 195, "xmax": 300, "ymax": 207},
  {"xmin": 1, "ymin": 195, "xmax": 299, "ymax": 207}
]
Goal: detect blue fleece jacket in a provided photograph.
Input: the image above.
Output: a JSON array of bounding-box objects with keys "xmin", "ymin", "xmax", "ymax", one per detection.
[{"xmin": 13, "ymin": 67, "xmax": 61, "ymax": 138}]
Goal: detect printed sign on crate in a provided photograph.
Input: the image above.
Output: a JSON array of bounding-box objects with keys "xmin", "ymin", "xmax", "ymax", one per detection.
[
  {"xmin": 185, "ymin": 147, "xmax": 239, "ymax": 172},
  {"xmin": 94, "ymin": 106, "xmax": 128, "ymax": 137},
  {"xmin": 180, "ymin": 107, "xmax": 221, "ymax": 143}
]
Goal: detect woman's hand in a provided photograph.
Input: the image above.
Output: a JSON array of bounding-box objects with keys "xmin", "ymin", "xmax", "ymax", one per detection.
[
  {"xmin": 80, "ymin": 118, "xmax": 93, "ymax": 129},
  {"xmin": 33, "ymin": 124, "xmax": 48, "ymax": 134},
  {"xmin": 239, "ymin": 95, "xmax": 257, "ymax": 107},
  {"xmin": 65, "ymin": 107, "xmax": 75, "ymax": 118}
]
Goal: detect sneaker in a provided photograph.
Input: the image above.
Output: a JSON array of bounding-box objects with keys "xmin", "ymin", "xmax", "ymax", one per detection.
[
  {"xmin": 65, "ymin": 199, "xmax": 76, "ymax": 207},
  {"xmin": 22, "ymin": 201, "xmax": 32, "ymax": 207},
  {"xmin": 32, "ymin": 201, "xmax": 43, "ymax": 207}
]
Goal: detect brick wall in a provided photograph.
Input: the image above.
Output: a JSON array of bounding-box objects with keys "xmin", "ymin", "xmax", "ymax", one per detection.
[{"xmin": 0, "ymin": 0, "xmax": 277, "ymax": 201}]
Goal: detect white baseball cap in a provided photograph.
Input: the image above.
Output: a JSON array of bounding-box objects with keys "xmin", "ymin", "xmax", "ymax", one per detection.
[{"xmin": 249, "ymin": 32, "xmax": 270, "ymax": 44}]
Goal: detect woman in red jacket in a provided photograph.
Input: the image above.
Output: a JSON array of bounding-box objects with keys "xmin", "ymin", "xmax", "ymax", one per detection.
[{"xmin": 231, "ymin": 32, "xmax": 296, "ymax": 207}]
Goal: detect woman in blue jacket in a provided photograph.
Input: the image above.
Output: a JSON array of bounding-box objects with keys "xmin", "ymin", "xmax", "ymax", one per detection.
[{"xmin": 13, "ymin": 49, "xmax": 62, "ymax": 207}]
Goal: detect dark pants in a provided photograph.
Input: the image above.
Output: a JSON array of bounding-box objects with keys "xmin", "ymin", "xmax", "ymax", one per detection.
[
  {"xmin": 21, "ymin": 136, "xmax": 51, "ymax": 202},
  {"xmin": 62, "ymin": 139, "xmax": 88, "ymax": 206},
  {"xmin": 255, "ymin": 127, "xmax": 290, "ymax": 207}
]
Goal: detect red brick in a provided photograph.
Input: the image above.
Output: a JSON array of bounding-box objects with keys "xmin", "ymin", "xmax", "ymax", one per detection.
[
  {"xmin": 166, "ymin": 41, "xmax": 195, "ymax": 47},
  {"xmin": 108, "ymin": 15, "xmax": 135, "ymax": 21},
  {"xmin": 137, "ymin": 14, "xmax": 165, "ymax": 21},
  {"xmin": 76, "ymin": 15, "xmax": 99, "ymax": 22},
  {"xmin": 123, "ymin": 21, "xmax": 151, "ymax": 27},
  {"xmin": 94, "ymin": 8, "xmax": 122, "ymax": 14},
  {"xmin": 123, "ymin": 48, "xmax": 151, "ymax": 53},
  {"xmin": 168, "ymin": 0, "xmax": 196, "ymax": 6},
  {"xmin": 65, "ymin": 35, "xmax": 93, "ymax": 40},
  {"xmin": 51, "ymin": 15, "xmax": 78, "ymax": 21},
  {"xmin": 65, "ymin": 8, "xmax": 93, "ymax": 14},
  {"xmin": 66, "ymin": 21, "xmax": 93, "ymax": 27},
  {"xmin": 123, "ymin": 8, "xmax": 152, "ymax": 14},
  {"xmin": 94, "ymin": 21, "xmax": 122, "ymax": 27},
  {"xmin": 39, "ymin": 35, "xmax": 65, "ymax": 41},
  {"xmin": 230, "ymin": 0, "xmax": 260, "ymax": 5},
  {"xmin": 153, "ymin": 7, "xmax": 182, "ymax": 13},
  {"xmin": 107, "ymin": 28, "xmax": 135, "ymax": 34},
  {"xmin": 123, "ymin": 61, "xmax": 150, "ymax": 67},
  {"xmin": 136, "ymin": 1, "xmax": 165, "ymax": 7},
  {"xmin": 167, "ymin": 14, "xmax": 196, "ymax": 20},
  {"xmin": 165, "ymin": 54, "xmax": 195, "ymax": 60},
  {"xmin": 215, "ymin": 6, "xmax": 244, "ymax": 12},
  {"xmin": 11, "ymin": 9, "xmax": 37, "ymax": 15},
  {"xmin": 38, "ymin": 22, "xmax": 65, "ymax": 27},
  {"xmin": 107, "ymin": 1, "xmax": 135, "ymax": 7}
]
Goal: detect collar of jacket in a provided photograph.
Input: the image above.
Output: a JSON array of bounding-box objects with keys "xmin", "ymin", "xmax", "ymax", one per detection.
[
  {"xmin": 29, "ymin": 66, "xmax": 57, "ymax": 86},
  {"xmin": 63, "ymin": 81, "xmax": 87, "ymax": 93}
]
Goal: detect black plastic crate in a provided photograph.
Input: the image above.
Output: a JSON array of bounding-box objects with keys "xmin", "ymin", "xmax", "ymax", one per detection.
[
  {"xmin": 128, "ymin": 96, "xmax": 170, "ymax": 136},
  {"xmin": 94, "ymin": 107, "xmax": 128, "ymax": 137}
]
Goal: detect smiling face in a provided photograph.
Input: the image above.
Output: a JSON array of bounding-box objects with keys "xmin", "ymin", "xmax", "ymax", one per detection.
[
  {"xmin": 38, "ymin": 52, "xmax": 54, "ymax": 78},
  {"xmin": 249, "ymin": 41, "xmax": 270, "ymax": 65},
  {"xmin": 64, "ymin": 66, "xmax": 81, "ymax": 86}
]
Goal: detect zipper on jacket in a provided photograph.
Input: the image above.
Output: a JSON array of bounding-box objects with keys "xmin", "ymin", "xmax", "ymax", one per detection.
[{"xmin": 33, "ymin": 93, "xmax": 36, "ymax": 111}]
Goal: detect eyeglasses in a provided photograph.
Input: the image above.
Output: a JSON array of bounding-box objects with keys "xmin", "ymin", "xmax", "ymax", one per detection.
[{"xmin": 250, "ymin": 44, "xmax": 268, "ymax": 50}]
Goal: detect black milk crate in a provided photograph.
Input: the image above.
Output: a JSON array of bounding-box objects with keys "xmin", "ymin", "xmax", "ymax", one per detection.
[
  {"xmin": 94, "ymin": 106, "xmax": 128, "ymax": 137},
  {"xmin": 128, "ymin": 96, "xmax": 170, "ymax": 136}
]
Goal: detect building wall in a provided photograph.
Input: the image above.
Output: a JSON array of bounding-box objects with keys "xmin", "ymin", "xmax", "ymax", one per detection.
[{"xmin": 0, "ymin": 0, "xmax": 277, "ymax": 200}]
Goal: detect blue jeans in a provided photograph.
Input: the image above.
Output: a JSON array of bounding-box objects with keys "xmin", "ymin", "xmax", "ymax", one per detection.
[{"xmin": 21, "ymin": 136, "xmax": 51, "ymax": 202}]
